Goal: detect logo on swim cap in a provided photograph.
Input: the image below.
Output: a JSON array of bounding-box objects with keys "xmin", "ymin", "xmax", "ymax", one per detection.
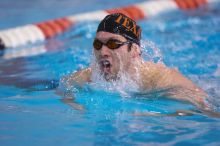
[{"xmin": 97, "ymin": 13, "xmax": 141, "ymax": 45}]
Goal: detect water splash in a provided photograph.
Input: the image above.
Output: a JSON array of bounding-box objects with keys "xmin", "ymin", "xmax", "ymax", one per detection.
[
  {"xmin": 140, "ymin": 40, "xmax": 163, "ymax": 63},
  {"xmin": 83, "ymin": 39, "xmax": 164, "ymax": 98},
  {"xmin": 89, "ymin": 51, "xmax": 141, "ymax": 98}
]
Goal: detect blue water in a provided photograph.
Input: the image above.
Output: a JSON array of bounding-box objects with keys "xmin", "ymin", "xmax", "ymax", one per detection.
[{"xmin": 1, "ymin": 0, "xmax": 220, "ymax": 146}]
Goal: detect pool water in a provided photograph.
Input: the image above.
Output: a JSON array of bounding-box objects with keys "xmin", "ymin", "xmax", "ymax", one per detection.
[{"xmin": 1, "ymin": 0, "xmax": 220, "ymax": 146}]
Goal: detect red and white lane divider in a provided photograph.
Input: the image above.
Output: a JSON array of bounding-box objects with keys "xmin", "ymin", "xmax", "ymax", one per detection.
[
  {"xmin": 2, "ymin": 40, "xmax": 64, "ymax": 59},
  {"xmin": 0, "ymin": 0, "xmax": 218, "ymax": 51},
  {"xmin": 2, "ymin": 45, "xmax": 47, "ymax": 59}
]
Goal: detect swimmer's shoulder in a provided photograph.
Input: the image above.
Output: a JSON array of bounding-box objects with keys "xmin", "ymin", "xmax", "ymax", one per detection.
[
  {"xmin": 141, "ymin": 62, "xmax": 190, "ymax": 87},
  {"xmin": 140, "ymin": 62, "xmax": 210, "ymax": 109},
  {"xmin": 141, "ymin": 61, "xmax": 167, "ymax": 69},
  {"xmin": 139, "ymin": 62, "xmax": 168, "ymax": 89},
  {"xmin": 140, "ymin": 61, "xmax": 168, "ymax": 77},
  {"xmin": 143, "ymin": 62, "xmax": 207, "ymax": 95},
  {"xmin": 140, "ymin": 62, "xmax": 187, "ymax": 88}
]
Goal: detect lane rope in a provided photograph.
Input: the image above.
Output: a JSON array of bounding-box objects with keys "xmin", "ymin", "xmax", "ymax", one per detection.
[{"xmin": 0, "ymin": 0, "xmax": 218, "ymax": 53}]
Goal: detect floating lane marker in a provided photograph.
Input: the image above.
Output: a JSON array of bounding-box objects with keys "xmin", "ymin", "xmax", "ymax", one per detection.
[
  {"xmin": 174, "ymin": 0, "xmax": 207, "ymax": 10},
  {"xmin": 67, "ymin": 11, "xmax": 109, "ymax": 22},
  {"xmin": 0, "ymin": 0, "xmax": 219, "ymax": 51},
  {"xmin": 2, "ymin": 45, "xmax": 47, "ymax": 59},
  {"xmin": 105, "ymin": 5, "xmax": 145, "ymax": 21},
  {"xmin": 36, "ymin": 18, "xmax": 72, "ymax": 39},
  {"xmin": 135, "ymin": 0, "xmax": 178, "ymax": 17},
  {"xmin": 0, "ymin": 25, "xmax": 45, "ymax": 49}
]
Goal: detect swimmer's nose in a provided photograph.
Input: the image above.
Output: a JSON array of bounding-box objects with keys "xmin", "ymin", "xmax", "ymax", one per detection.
[{"xmin": 100, "ymin": 45, "xmax": 111, "ymax": 58}]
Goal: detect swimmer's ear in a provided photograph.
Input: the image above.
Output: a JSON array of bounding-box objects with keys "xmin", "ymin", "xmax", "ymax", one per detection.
[{"xmin": 130, "ymin": 43, "xmax": 141, "ymax": 58}]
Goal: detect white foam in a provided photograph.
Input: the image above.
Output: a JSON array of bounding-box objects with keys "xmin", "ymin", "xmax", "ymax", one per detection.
[
  {"xmin": 89, "ymin": 52, "xmax": 141, "ymax": 97},
  {"xmin": 141, "ymin": 40, "xmax": 163, "ymax": 63}
]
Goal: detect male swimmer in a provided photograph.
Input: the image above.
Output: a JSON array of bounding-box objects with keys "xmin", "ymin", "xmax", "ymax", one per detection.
[{"xmin": 59, "ymin": 13, "xmax": 216, "ymax": 115}]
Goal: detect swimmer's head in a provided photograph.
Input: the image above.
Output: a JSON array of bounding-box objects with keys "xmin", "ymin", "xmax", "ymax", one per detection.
[
  {"xmin": 97, "ymin": 13, "xmax": 141, "ymax": 46},
  {"xmin": 93, "ymin": 13, "xmax": 142, "ymax": 81}
]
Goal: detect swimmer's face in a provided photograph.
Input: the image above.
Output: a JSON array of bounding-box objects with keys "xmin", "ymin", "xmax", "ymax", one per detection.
[{"xmin": 93, "ymin": 31, "xmax": 134, "ymax": 81}]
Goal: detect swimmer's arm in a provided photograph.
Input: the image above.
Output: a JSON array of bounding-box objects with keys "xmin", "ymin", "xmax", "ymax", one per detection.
[
  {"xmin": 156, "ymin": 67, "xmax": 210, "ymax": 110},
  {"xmin": 55, "ymin": 86, "xmax": 85, "ymax": 111},
  {"xmin": 60, "ymin": 93, "xmax": 84, "ymax": 111},
  {"xmin": 64, "ymin": 67, "xmax": 92, "ymax": 87},
  {"xmin": 56, "ymin": 68, "xmax": 92, "ymax": 110}
]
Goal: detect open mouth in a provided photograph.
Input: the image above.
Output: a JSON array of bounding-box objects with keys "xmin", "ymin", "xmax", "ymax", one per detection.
[{"xmin": 100, "ymin": 60, "xmax": 112, "ymax": 73}]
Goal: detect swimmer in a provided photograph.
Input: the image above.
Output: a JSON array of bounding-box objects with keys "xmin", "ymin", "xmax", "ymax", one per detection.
[{"xmin": 59, "ymin": 13, "xmax": 215, "ymax": 115}]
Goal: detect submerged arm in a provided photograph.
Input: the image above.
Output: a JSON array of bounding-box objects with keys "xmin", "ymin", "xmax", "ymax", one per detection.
[
  {"xmin": 56, "ymin": 68, "xmax": 92, "ymax": 110},
  {"xmin": 56, "ymin": 89, "xmax": 84, "ymax": 110}
]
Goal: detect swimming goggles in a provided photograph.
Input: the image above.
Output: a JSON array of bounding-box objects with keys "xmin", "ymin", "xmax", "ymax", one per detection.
[{"xmin": 93, "ymin": 39, "xmax": 130, "ymax": 50}]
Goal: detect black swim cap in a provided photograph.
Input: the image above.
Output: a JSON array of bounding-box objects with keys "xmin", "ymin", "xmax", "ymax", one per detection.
[{"xmin": 97, "ymin": 13, "xmax": 141, "ymax": 46}]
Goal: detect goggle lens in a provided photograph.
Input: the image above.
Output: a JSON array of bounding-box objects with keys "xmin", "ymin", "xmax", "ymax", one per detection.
[{"xmin": 93, "ymin": 39, "xmax": 130, "ymax": 50}]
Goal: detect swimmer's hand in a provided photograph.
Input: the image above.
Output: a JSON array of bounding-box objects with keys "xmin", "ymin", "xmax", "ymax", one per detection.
[
  {"xmin": 56, "ymin": 87, "xmax": 84, "ymax": 111},
  {"xmin": 60, "ymin": 97, "xmax": 84, "ymax": 111},
  {"xmin": 56, "ymin": 74, "xmax": 86, "ymax": 111}
]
